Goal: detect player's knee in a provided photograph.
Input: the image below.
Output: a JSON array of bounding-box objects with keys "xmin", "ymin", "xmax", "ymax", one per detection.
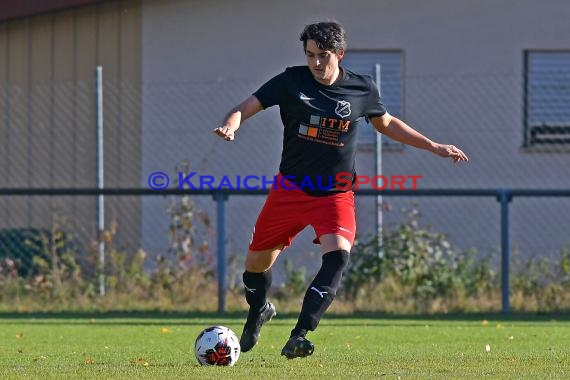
[
  {"xmin": 245, "ymin": 263, "xmax": 270, "ymax": 273},
  {"xmin": 245, "ymin": 257, "xmax": 270, "ymax": 273},
  {"xmin": 244, "ymin": 252, "xmax": 274, "ymax": 272},
  {"xmin": 323, "ymin": 249, "xmax": 350, "ymax": 272},
  {"xmin": 245, "ymin": 246, "xmax": 283, "ymax": 272}
]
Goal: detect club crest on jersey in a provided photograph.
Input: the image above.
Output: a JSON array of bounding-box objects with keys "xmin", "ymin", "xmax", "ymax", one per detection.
[{"xmin": 335, "ymin": 100, "xmax": 351, "ymax": 118}]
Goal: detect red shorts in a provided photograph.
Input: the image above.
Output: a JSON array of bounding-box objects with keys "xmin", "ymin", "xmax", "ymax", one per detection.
[{"xmin": 248, "ymin": 173, "xmax": 356, "ymax": 251}]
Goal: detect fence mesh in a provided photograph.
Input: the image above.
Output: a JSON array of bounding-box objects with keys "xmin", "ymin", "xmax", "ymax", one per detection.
[{"xmin": 0, "ymin": 71, "xmax": 569, "ymax": 311}]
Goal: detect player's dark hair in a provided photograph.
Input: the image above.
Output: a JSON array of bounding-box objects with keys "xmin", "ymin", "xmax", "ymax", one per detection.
[{"xmin": 300, "ymin": 21, "xmax": 347, "ymax": 53}]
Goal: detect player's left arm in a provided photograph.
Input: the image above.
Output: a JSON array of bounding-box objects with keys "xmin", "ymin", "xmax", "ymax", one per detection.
[{"xmin": 370, "ymin": 113, "xmax": 469, "ymax": 163}]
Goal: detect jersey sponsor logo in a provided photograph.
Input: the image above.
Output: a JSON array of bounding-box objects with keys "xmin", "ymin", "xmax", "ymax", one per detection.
[
  {"xmin": 297, "ymin": 113, "xmax": 351, "ymax": 147},
  {"xmin": 335, "ymin": 100, "xmax": 351, "ymax": 118},
  {"xmin": 320, "ymin": 117, "xmax": 350, "ymax": 131}
]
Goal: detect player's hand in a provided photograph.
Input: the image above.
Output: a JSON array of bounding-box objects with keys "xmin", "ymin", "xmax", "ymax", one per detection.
[
  {"xmin": 433, "ymin": 143, "xmax": 469, "ymax": 163},
  {"xmin": 213, "ymin": 126, "xmax": 235, "ymax": 141}
]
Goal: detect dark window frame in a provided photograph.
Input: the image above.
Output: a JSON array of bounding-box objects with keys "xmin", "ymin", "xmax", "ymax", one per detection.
[
  {"xmin": 343, "ymin": 49, "xmax": 405, "ymax": 151},
  {"xmin": 523, "ymin": 50, "xmax": 570, "ymax": 148}
]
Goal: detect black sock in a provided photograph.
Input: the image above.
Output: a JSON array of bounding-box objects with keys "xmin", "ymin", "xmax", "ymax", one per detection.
[
  {"xmin": 291, "ymin": 249, "xmax": 350, "ymax": 337},
  {"xmin": 243, "ymin": 269, "xmax": 272, "ymax": 312}
]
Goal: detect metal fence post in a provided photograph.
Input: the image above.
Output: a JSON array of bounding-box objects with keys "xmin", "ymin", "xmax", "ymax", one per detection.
[
  {"xmin": 497, "ymin": 189, "xmax": 513, "ymax": 314},
  {"xmin": 96, "ymin": 65, "xmax": 105, "ymax": 297},
  {"xmin": 214, "ymin": 191, "xmax": 228, "ymax": 313}
]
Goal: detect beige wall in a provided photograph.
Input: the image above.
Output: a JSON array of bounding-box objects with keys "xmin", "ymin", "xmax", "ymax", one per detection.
[
  {"xmin": 0, "ymin": 0, "xmax": 142, "ymax": 248},
  {"xmin": 140, "ymin": 0, "xmax": 570, "ymax": 269}
]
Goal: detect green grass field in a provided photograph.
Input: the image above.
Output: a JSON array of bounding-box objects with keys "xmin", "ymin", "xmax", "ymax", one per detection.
[{"xmin": 0, "ymin": 312, "xmax": 569, "ymax": 379}]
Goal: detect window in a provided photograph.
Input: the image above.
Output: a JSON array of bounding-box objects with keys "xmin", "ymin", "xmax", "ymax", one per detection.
[
  {"xmin": 525, "ymin": 51, "xmax": 570, "ymax": 146},
  {"xmin": 342, "ymin": 51, "xmax": 403, "ymax": 148}
]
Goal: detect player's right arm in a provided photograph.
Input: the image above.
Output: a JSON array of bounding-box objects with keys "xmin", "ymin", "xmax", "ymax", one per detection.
[{"xmin": 213, "ymin": 95, "xmax": 263, "ymax": 141}]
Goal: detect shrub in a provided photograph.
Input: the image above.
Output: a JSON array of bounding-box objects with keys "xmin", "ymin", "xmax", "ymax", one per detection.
[
  {"xmin": 1, "ymin": 202, "xmax": 570, "ymax": 314},
  {"xmin": 342, "ymin": 205, "xmax": 499, "ymax": 312}
]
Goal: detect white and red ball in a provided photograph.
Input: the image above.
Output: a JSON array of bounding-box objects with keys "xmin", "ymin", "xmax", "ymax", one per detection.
[{"xmin": 194, "ymin": 325, "xmax": 240, "ymax": 366}]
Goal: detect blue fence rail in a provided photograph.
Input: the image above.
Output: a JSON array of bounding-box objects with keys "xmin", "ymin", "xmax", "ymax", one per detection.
[{"xmin": 2, "ymin": 188, "xmax": 570, "ymax": 314}]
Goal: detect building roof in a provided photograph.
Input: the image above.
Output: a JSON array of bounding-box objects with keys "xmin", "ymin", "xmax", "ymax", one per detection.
[{"xmin": 0, "ymin": 0, "xmax": 106, "ymax": 22}]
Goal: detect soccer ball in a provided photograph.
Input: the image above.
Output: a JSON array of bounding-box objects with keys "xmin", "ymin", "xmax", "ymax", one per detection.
[{"xmin": 194, "ymin": 325, "xmax": 241, "ymax": 366}]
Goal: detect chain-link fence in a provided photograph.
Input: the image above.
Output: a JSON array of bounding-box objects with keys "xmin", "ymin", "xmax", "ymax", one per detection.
[{"xmin": 0, "ymin": 71, "xmax": 569, "ymax": 312}]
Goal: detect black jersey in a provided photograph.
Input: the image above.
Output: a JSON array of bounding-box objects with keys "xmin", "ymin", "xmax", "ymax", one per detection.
[{"xmin": 253, "ymin": 65, "xmax": 386, "ymax": 194}]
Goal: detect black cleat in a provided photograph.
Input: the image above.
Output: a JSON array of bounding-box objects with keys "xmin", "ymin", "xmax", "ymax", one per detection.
[
  {"xmin": 281, "ymin": 335, "xmax": 314, "ymax": 359},
  {"xmin": 240, "ymin": 301, "xmax": 276, "ymax": 352}
]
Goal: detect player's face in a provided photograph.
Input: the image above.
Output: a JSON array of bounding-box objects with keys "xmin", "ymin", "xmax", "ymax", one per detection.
[{"xmin": 305, "ymin": 39, "xmax": 344, "ymax": 85}]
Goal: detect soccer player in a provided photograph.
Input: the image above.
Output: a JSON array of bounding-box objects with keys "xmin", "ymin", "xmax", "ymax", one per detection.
[{"xmin": 214, "ymin": 21, "xmax": 468, "ymax": 359}]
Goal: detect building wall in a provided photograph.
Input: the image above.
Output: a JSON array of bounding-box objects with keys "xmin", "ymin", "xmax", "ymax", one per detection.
[
  {"xmin": 140, "ymin": 0, "xmax": 570, "ymax": 281},
  {"xmin": 0, "ymin": 0, "xmax": 142, "ymax": 249}
]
